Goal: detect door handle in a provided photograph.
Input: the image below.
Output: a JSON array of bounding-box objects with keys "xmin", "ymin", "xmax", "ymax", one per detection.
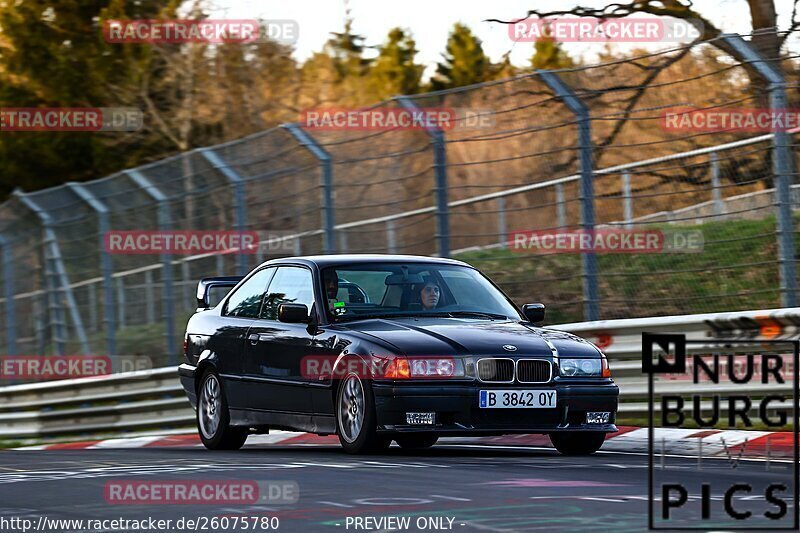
[{"xmin": 248, "ymin": 333, "xmax": 259, "ymax": 345}]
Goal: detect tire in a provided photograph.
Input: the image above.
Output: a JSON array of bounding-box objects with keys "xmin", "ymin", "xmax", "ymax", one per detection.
[
  {"xmin": 549, "ymin": 431, "xmax": 606, "ymax": 455},
  {"xmin": 336, "ymin": 373, "xmax": 390, "ymax": 454},
  {"xmin": 395, "ymin": 434, "xmax": 439, "ymax": 450},
  {"xmin": 197, "ymin": 370, "xmax": 248, "ymax": 450}
]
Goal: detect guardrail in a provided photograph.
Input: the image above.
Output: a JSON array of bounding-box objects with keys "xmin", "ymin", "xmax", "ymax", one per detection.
[{"xmin": 0, "ymin": 307, "xmax": 796, "ymax": 441}]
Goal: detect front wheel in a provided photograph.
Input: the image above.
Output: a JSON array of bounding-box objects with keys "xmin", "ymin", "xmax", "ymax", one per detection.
[
  {"xmin": 395, "ymin": 434, "xmax": 439, "ymax": 449},
  {"xmin": 549, "ymin": 431, "xmax": 606, "ymax": 455},
  {"xmin": 336, "ymin": 373, "xmax": 390, "ymax": 454},
  {"xmin": 197, "ymin": 370, "xmax": 248, "ymax": 450}
]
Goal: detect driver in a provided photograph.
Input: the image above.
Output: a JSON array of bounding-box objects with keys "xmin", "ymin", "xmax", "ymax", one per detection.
[
  {"xmin": 418, "ymin": 279, "xmax": 441, "ymax": 310},
  {"xmin": 323, "ymin": 270, "xmax": 340, "ymax": 313}
]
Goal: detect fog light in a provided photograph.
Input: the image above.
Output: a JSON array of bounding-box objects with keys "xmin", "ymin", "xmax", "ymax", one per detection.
[
  {"xmin": 586, "ymin": 411, "xmax": 610, "ymax": 424},
  {"xmin": 406, "ymin": 412, "xmax": 435, "ymax": 425}
]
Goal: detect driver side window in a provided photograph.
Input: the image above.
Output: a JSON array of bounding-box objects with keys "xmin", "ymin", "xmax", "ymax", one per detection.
[{"xmin": 261, "ymin": 266, "xmax": 316, "ymax": 320}]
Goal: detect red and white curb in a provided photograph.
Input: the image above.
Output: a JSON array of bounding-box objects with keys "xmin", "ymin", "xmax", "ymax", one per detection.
[
  {"xmin": 597, "ymin": 427, "xmax": 796, "ymax": 460},
  {"xmin": 9, "ymin": 426, "xmax": 795, "ymax": 459},
  {"xmin": 11, "ymin": 431, "xmax": 302, "ymax": 451}
]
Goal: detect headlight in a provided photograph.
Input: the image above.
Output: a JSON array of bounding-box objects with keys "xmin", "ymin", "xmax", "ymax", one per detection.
[
  {"xmin": 384, "ymin": 357, "xmax": 465, "ymax": 378},
  {"xmin": 559, "ymin": 357, "xmax": 610, "ymax": 377}
]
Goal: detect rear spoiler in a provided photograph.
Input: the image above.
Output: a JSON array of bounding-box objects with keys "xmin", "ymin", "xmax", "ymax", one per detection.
[{"xmin": 196, "ymin": 276, "xmax": 243, "ymax": 310}]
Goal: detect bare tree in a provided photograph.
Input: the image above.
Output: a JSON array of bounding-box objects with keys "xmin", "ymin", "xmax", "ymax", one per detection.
[
  {"xmin": 493, "ymin": 1, "xmax": 794, "ymax": 60},
  {"xmin": 490, "ymin": 1, "xmax": 797, "ymax": 99},
  {"xmin": 487, "ymin": 1, "xmax": 797, "ymax": 188}
]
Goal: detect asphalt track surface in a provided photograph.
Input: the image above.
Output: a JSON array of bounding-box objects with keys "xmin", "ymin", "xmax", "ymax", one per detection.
[{"xmin": 0, "ymin": 442, "xmax": 796, "ymax": 532}]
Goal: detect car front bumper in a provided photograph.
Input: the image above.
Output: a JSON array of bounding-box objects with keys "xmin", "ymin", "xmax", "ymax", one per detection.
[{"xmin": 372, "ymin": 380, "xmax": 619, "ymax": 435}]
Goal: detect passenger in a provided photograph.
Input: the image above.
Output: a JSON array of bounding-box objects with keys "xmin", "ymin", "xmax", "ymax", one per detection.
[{"xmin": 418, "ymin": 280, "xmax": 441, "ymax": 310}]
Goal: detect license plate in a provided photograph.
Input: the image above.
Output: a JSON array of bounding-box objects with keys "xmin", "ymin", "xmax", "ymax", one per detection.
[
  {"xmin": 479, "ymin": 390, "xmax": 557, "ymax": 408},
  {"xmin": 586, "ymin": 411, "xmax": 610, "ymax": 424},
  {"xmin": 406, "ymin": 412, "xmax": 435, "ymax": 425}
]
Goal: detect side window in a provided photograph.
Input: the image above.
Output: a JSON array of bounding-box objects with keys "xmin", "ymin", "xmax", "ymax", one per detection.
[
  {"xmin": 224, "ymin": 268, "xmax": 274, "ymax": 318},
  {"xmin": 261, "ymin": 267, "xmax": 316, "ymax": 320}
]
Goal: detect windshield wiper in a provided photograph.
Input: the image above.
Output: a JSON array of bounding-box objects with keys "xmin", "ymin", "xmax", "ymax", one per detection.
[
  {"xmin": 336, "ymin": 311, "xmax": 509, "ymax": 322},
  {"xmin": 336, "ymin": 312, "xmax": 422, "ymax": 322},
  {"xmin": 441, "ymin": 311, "xmax": 508, "ymax": 320}
]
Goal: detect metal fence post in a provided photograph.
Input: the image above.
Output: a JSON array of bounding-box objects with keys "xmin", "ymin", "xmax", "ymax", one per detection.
[
  {"xmin": 66, "ymin": 183, "xmax": 116, "ymax": 358},
  {"xmin": 41, "ymin": 232, "xmax": 66, "ymax": 355},
  {"xmin": 87, "ymin": 282, "xmax": 97, "ymax": 333},
  {"xmin": 397, "ymin": 97, "xmax": 451, "ymax": 257},
  {"xmin": 144, "ymin": 269, "xmax": 155, "ymax": 324},
  {"xmin": 199, "ymin": 149, "xmax": 249, "ymax": 275},
  {"xmin": 623, "ymin": 172, "xmax": 633, "ymax": 229},
  {"xmin": 282, "ymin": 124, "xmax": 336, "ymax": 254},
  {"xmin": 181, "ymin": 262, "xmax": 192, "ymax": 310},
  {"xmin": 710, "ymin": 153, "xmax": 725, "ymax": 216},
  {"xmin": 386, "ymin": 220, "xmax": 397, "ymax": 253},
  {"xmin": 39, "ymin": 227, "xmax": 66, "ymax": 355},
  {"xmin": 723, "ymin": 34, "xmax": 797, "ymax": 307},
  {"xmin": 0, "ymin": 235, "xmax": 17, "ymax": 355},
  {"xmin": 14, "ymin": 190, "xmax": 90, "ymax": 355},
  {"xmin": 497, "ymin": 197, "xmax": 507, "ymax": 248},
  {"xmin": 539, "ymin": 71, "xmax": 599, "ymax": 321},
  {"xmin": 34, "ymin": 295, "xmax": 46, "ymax": 355},
  {"xmin": 555, "ymin": 183, "xmax": 567, "ymax": 229},
  {"xmin": 125, "ymin": 170, "xmax": 178, "ymax": 361},
  {"xmin": 116, "ymin": 277, "xmax": 126, "ymax": 328}
]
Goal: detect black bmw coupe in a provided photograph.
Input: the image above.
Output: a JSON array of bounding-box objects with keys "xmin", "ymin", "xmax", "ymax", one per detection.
[{"xmin": 179, "ymin": 255, "xmax": 619, "ymax": 454}]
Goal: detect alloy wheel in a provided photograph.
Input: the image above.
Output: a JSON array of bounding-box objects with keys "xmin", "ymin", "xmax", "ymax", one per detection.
[
  {"xmin": 199, "ymin": 374, "xmax": 221, "ymax": 439},
  {"xmin": 338, "ymin": 375, "xmax": 365, "ymax": 443}
]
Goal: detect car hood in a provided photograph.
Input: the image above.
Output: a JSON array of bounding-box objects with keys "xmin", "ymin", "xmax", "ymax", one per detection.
[{"xmin": 340, "ymin": 318, "xmax": 602, "ymax": 358}]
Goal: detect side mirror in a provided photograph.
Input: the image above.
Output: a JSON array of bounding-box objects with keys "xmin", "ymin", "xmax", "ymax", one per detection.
[
  {"xmin": 278, "ymin": 303, "xmax": 310, "ymax": 323},
  {"xmin": 522, "ymin": 303, "xmax": 545, "ymax": 323}
]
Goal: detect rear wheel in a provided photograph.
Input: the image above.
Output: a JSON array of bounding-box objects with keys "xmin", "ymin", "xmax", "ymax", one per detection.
[
  {"xmin": 197, "ymin": 370, "xmax": 248, "ymax": 450},
  {"xmin": 395, "ymin": 434, "xmax": 439, "ymax": 449},
  {"xmin": 549, "ymin": 431, "xmax": 605, "ymax": 455},
  {"xmin": 336, "ymin": 373, "xmax": 390, "ymax": 454}
]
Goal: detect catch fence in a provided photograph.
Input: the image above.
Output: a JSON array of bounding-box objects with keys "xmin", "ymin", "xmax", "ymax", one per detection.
[{"xmin": 1, "ymin": 32, "xmax": 798, "ymax": 363}]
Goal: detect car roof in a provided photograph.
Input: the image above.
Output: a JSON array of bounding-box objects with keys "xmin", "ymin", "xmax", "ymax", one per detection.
[{"xmin": 257, "ymin": 254, "xmax": 471, "ymax": 270}]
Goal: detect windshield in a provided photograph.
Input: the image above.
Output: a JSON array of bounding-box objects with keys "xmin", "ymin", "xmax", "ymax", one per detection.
[{"xmin": 321, "ymin": 262, "xmax": 521, "ymax": 322}]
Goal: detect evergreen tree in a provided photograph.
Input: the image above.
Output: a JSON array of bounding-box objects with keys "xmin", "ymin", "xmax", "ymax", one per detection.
[
  {"xmin": 0, "ymin": 0, "xmax": 179, "ymax": 196},
  {"xmin": 369, "ymin": 28, "xmax": 423, "ymax": 99},
  {"xmin": 328, "ymin": 16, "xmax": 371, "ymax": 80},
  {"xmin": 299, "ymin": 11, "xmax": 373, "ymax": 107},
  {"xmin": 489, "ymin": 52, "xmax": 518, "ymax": 80},
  {"xmin": 430, "ymin": 23, "xmax": 490, "ymax": 90},
  {"xmin": 530, "ymin": 33, "xmax": 575, "ymax": 70},
  {"xmin": 0, "ymin": 0, "xmax": 298, "ymax": 196}
]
